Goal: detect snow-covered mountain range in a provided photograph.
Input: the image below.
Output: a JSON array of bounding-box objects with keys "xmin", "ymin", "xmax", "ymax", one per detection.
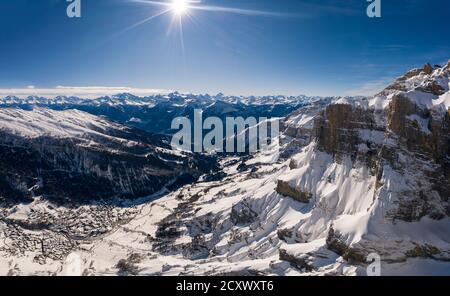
[
  {"xmin": 0, "ymin": 92, "xmax": 318, "ymax": 107},
  {"xmin": 0, "ymin": 93, "xmax": 318, "ymax": 135},
  {"xmin": 0, "ymin": 61, "xmax": 449, "ymax": 276}
]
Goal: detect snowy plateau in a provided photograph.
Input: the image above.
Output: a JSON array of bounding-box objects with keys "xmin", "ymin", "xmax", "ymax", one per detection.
[{"xmin": 0, "ymin": 61, "xmax": 449, "ymax": 276}]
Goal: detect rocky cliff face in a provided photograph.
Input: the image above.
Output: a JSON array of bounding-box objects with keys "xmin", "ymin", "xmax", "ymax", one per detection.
[
  {"xmin": 268, "ymin": 63, "xmax": 450, "ymax": 268},
  {"xmin": 313, "ymin": 64, "xmax": 449, "ymax": 220},
  {"xmin": 276, "ymin": 61, "xmax": 450, "ymax": 266},
  {"xmin": 276, "ymin": 180, "xmax": 312, "ymax": 203}
]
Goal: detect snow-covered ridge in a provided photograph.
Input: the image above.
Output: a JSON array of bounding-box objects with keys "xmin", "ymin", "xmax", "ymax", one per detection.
[
  {"xmin": 0, "ymin": 92, "xmax": 321, "ymax": 107},
  {"xmin": 333, "ymin": 60, "xmax": 450, "ymax": 112},
  {"xmin": 374, "ymin": 61, "xmax": 450, "ymax": 111},
  {"xmin": 0, "ymin": 107, "xmax": 127, "ymax": 139}
]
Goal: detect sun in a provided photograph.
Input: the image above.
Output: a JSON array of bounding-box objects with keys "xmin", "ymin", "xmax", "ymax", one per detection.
[{"xmin": 171, "ymin": 0, "xmax": 189, "ymax": 16}]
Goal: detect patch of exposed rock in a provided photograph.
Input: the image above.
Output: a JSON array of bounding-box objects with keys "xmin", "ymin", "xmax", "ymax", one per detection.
[
  {"xmin": 276, "ymin": 180, "xmax": 311, "ymax": 203},
  {"xmin": 325, "ymin": 227, "xmax": 367, "ymax": 264},
  {"xmin": 279, "ymin": 249, "xmax": 314, "ymax": 272},
  {"xmin": 231, "ymin": 200, "xmax": 258, "ymax": 225}
]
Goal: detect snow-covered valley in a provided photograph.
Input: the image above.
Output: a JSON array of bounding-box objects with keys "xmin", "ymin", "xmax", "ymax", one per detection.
[{"xmin": 0, "ymin": 61, "xmax": 449, "ymax": 276}]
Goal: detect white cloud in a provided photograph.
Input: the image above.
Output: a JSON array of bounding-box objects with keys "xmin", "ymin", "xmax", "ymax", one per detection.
[{"xmin": 0, "ymin": 86, "xmax": 170, "ymax": 99}]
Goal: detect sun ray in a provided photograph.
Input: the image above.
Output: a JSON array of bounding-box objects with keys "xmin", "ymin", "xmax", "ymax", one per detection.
[
  {"xmin": 172, "ymin": 0, "xmax": 188, "ymax": 15},
  {"xmin": 178, "ymin": 16, "xmax": 187, "ymax": 72},
  {"xmin": 119, "ymin": 0, "xmax": 296, "ymax": 67},
  {"xmin": 191, "ymin": 5, "xmax": 294, "ymax": 17},
  {"xmin": 184, "ymin": 11, "xmax": 200, "ymax": 27},
  {"xmin": 128, "ymin": 0, "xmax": 293, "ymax": 17},
  {"xmin": 128, "ymin": 0, "xmax": 172, "ymax": 8}
]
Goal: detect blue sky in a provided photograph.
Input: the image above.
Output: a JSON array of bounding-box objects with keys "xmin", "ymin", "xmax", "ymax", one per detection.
[{"xmin": 0, "ymin": 0, "xmax": 449, "ymax": 97}]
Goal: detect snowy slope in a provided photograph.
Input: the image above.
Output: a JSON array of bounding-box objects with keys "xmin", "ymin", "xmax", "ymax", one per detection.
[
  {"xmin": 0, "ymin": 107, "xmax": 127, "ymax": 139},
  {"xmin": 0, "ymin": 107, "xmax": 219, "ymax": 205}
]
